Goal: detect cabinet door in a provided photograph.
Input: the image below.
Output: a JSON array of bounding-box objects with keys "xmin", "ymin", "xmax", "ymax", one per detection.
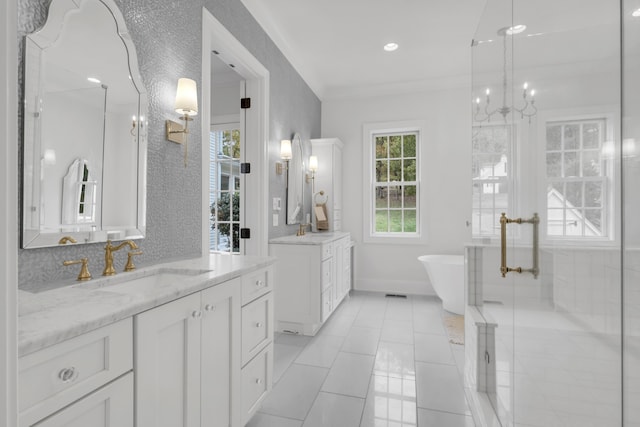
[
  {"xmin": 135, "ymin": 293, "xmax": 202, "ymax": 427},
  {"xmin": 332, "ymin": 240, "xmax": 344, "ymax": 307},
  {"xmin": 32, "ymin": 373, "xmax": 133, "ymax": 427},
  {"xmin": 201, "ymin": 279, "xmax": 241, "ymax": 427}
]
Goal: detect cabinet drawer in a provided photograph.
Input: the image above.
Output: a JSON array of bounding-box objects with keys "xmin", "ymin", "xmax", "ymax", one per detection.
[
  {"xmin": 27, "ymin": 372, "xmax": 133, "ymax": 427},
  {"xmin": 241, "ymin": 345, "xmax": 272, "ymax": 425},
  {"xmin": 242, "ymin": 267, "xmax": 271, "ymax": 305},
  {"xmin": 321, "ymin": 258, "xmax": 332, "ymax": 291},
  {"xmin": 242, "ymin": 293, "xmax": 272, "ymax": 366},
  {"xmin": 321, "ymin": 288, "xmax": 333, "ymax": 323},
  {"xmin": 19, "ymin": 318, "xmax": 133, "ymax": 426},
  {"xmin": 321, "ymin": 243, "xmax": 333, "ymax": 260}
]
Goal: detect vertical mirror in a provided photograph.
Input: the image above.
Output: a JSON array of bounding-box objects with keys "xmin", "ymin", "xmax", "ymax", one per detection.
[
  {"xmin": 286, "ymin": 133, "xmax": 305, "ymax": 224},
  {"xmin": 22, "ymin": 0, "xmax": 147, "ymax": 248}
]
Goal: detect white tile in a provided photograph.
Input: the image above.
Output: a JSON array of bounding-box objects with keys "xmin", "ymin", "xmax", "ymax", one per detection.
[
  {"xmin": 295, "ymin": 334, "xmax": 345, "ymax": 368},
  {"xmin": 321, "ymin": 352, "xmax": 375, "ymax": 398},
  {"xmin": 318, "ymin": 312, "xmax": 356, "ymax": 337},
  {"xmin": 386, "ymin": 298, "xmax": 414, "ymax": 321},
  {"xmin": 361, "ymin": 375, "xmax": 417, "ymax": 427},
  {"xmin": 246, "ymin": 412, "xmax": 303, "ymax": 427},
  {"xmin": 417, "ymin": 408, "xmax": 475, "ymax": 427},
  {"xmin": 413, "ymin": 312, "xmax": 446, "ymax": 335},
  {"xmin": 381, "ymin": 320, "xmax": 414, "ymax": 345},
  {"xmin": 374, "ymin": 341, "xmax": 416, "ymax": 380},
  {"xmin": 414, "ymin": 333, "xmax": 455, "ymax": 365},
  {"xmin": 415, "ymin": 362, "xmax": 469, "ymax": 415},
  {"xmin": 354, "ymin": 309, "xmax": 386, "ymax": 329},
  {"xmin": 273, "ymin": 343, "xmax": 304, "ymax": 384},
  {"xmin": 260, "ymin": 364, "xmax": 328, "ymax": 420},
  {"xmin": 341, "ymin": 326, "xmax": 381, "ymax": 355},
  {"xmin": 302, "ymin": 392, "xmax": 365, "ymax": 427}
]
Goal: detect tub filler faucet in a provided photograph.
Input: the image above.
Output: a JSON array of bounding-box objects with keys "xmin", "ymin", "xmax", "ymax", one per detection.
[{"xmin": 103, "ymin": 239, "xmax": 139, "ymax": 276}]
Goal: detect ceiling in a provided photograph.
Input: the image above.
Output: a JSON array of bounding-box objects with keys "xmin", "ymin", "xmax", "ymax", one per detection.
[
  {"xmin": 241, "ymin": 0, "xmax": 487, "ymax": 100},
  {"xmin": 240, "ymin": 0, "xmax": 626, "ymax": 101}
]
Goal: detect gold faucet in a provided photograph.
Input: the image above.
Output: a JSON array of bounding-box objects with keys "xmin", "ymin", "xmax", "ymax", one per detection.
[
  {"xmin": 297, "ymin": 223, "xmax": 311, "ymax": 236},
  {"xmin": 63, "ymin": 258, "xmax": 92, "ymax": 281},
  {"xmin": 124, "ymin": 250, "xmax": 143, "ymax": 272},
  {"xmin": 103, "ymin": 240, "xmax": 139, "ymax": 276}
]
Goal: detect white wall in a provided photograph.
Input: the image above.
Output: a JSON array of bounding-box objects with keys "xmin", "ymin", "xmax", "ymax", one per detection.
[{"xmin": 322, "ymin": 86, "xmax": 472, "ymax": 295}]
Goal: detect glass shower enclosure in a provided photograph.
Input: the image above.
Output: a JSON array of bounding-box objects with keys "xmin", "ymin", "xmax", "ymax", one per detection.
[{"xmin": 467, "ymin": 0, "xmax": 638, "ymax": 425}]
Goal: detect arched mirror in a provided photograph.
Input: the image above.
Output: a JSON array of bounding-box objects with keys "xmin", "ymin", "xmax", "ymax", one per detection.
[
  {"xmin": 22, "ymin": 0, "xmax": 147, "ymax": 248},
  {"xmin": 286, "ymin": 133, "xmax": 305, "ymax": 224}
]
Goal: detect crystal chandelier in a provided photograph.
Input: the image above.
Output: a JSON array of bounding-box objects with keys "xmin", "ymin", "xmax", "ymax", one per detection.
[{"xmin": 473, "ymin": 26, "xmax": 538, "ymax": 124}]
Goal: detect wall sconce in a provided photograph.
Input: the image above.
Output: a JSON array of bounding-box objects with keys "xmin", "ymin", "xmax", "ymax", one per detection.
[
  {"xmin": 307, "ymin": 155, "xmax": 318, "ymax": 192},
  {"xmin": 166, "ymin": 78, "xmax": 198, "ymax": 167},
  {"xmin": 277, "ymin": 139, "xmax": 292, "ymax": 175}
]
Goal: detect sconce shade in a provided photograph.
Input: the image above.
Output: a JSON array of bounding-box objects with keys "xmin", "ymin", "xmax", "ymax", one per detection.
[
  {"xmin": 309, "ymin": 155, "xmax": 318, "ymax": 172},
  {"xmin": 174, "ymin": 78, "xmax": 198, "ymax": 116},
  {"xmin": 280, "ymin": 139, "xmax": 292, "ymax": 160}
]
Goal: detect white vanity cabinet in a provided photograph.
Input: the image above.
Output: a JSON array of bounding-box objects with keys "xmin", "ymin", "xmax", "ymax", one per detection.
[
  {"xmin": 134, "ymin": 266, "xmax": 274, "ymax": 427},
  {"xmin": 270, "ymin": 233, "xmax": 351, "ymax": 336},
  {"xmin": 240, "ymin": 267, "xmax": 274, "ymax": 425},
  {"xmin": 310, "ymin": 138, "xmax": 343, "ymax": 231},
  {"xmin": 19, "ymin": 258, "xmax": 275, "ymax": 427},
  {"xmin": 135, "ymin": 278, "xmax": 241, "ymax": 427},
  {"xmin": 18, "ymin": 319, "xmax": 133, "ymax": 427}
]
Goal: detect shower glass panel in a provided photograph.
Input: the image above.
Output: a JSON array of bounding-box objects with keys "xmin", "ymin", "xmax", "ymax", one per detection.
[
  {"xmin": 623, "ymin": 1, "xmax": 640, "ymax": 425},
  {"xmin": 470, "ymin": 0, "xmax": 623, "ymax": 425}
]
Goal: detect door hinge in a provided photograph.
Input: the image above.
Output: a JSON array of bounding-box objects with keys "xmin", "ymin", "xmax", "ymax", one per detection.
[
  {"xmin": 241, "ymin": 97, "xmax": 251, "ymax": 109},
  {"xmin": 240, "ymin": 228, "xmax": 250, "ymax": 239},
  {"xmin": 240, "ymin": 163, "xmax": 250, "ymax": 174}
]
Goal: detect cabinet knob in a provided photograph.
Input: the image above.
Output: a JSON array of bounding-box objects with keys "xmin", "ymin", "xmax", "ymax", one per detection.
[
  {"xmin": 255, "ymin": 378, "xmax": 263, "ymax": 385},
  {"xmin": 255, "ymin": 322, "xmax": 263, "ymax": 328},
  {"xmin": 255, "ymin": 280, "xmax": 264, "ymax": 288},
  {"xmin": 192, "ymin": 310, "xmax": 202, "ymax": 319},
  {"xmin": 58, "ymin": 367, "xmax": 77, "ymax": 383},
  {"xmin": 204, "ymin": 304, "xmax": 215, "ymax": 312}
]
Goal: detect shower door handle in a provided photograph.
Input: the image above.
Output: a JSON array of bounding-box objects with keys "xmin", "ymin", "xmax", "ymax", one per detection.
[{"xmin": 500, "ymin": 212, "xmax": 539, "ymax": 278}]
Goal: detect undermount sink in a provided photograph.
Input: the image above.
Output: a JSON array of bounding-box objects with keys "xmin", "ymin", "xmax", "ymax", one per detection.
[{"xmin": 73, "ymin": 267, "xmax": 213, "ymax": 291}]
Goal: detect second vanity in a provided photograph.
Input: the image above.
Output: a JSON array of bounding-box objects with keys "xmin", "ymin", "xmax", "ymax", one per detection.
[
  {"xmin": 270, "ymin": 232, "xmax": 351, "ymax": 336},
  {"xmin": 18, "ymin": 254, "xmax": 275, "ymax": 427}
]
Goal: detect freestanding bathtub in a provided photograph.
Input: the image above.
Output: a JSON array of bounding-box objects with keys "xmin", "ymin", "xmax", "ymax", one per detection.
[{"xmin": 417, "ymin": 255, "xmax": 464, "ymax": 315}]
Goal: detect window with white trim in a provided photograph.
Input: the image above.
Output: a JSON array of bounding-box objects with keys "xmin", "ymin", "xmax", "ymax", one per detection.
[
  {"xmin": 362, "ymin": 121, "xmax": 428, "ymax": 246},
  {"xmin": 373, "ymin": 131, "xmax": 418, "ymax": 234},
  {"xmin": 544, "ymin": 118, "xmax": 610, "ymax": 239},
  {"xmin": 472, "ymin": 124, "xmax": 512, "ymax": 237}
]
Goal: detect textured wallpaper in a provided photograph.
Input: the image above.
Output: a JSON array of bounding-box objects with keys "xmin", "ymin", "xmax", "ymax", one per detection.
[{"xmin": 17, "ymin": 0, "xmax": 321, "ymax": 288}]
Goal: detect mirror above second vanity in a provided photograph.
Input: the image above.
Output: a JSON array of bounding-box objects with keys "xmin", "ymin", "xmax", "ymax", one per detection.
[
  {"xmin": 286, "ymin": 133, "xmax": 305, "ymax": 225},
  {"xmin": 22, "ymin": 0, "xmax": 147, "ymax": 249}
]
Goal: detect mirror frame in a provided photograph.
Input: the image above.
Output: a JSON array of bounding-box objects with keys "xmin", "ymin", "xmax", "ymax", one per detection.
[
  {"xmin": 286, "ymin": 133, "xmax": 305, "ymax": 225},
  {"xmin": 21, "ymin": 0, "xmax": 147, "ymax": 248}
]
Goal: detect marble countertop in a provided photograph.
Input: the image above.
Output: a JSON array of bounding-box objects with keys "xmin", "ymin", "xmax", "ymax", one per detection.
[
  {"xmin": 18, "ymin": 254, "xmax": 275, "ymax": 357},
  {"xmin": 269, "ymin": 231, "xmax": 350, "ymax": 245}
]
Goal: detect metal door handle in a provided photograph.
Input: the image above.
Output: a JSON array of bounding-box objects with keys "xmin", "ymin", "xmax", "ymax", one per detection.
[{"xmin": 500, "ymin": 212, "xmax": 539, "ymax": 278}]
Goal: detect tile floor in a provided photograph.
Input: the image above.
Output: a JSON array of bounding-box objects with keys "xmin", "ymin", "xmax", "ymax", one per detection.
[{"xmin": 247, "ymin": 292, "xmax": 475, "ymax": 427}]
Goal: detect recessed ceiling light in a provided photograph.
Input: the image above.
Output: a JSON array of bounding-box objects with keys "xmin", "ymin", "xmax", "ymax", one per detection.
[
  {"xmin": 383, "ymin": 42, "xmax": 399, "ymax": 52},
  {"xmin": 87, "ymin": 77, "xmax": 101, "ymax": 83},
  {"xmin": 633, "ymin": 8, "xmax": 640, "ymax": 17}
]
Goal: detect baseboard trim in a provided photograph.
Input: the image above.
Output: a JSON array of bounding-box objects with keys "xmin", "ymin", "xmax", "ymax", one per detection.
[{"xmin": 354, "ymin": 278, "xmax": 436, "ymax": 297}]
